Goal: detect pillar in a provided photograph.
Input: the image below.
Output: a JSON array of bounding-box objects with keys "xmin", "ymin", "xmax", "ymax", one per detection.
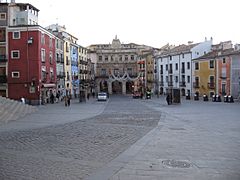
[
  {"xmin": 122, "ymin": 81, "xmax": 126, "ymax": 94},
  {"xmin": 108, "ymin": 81, "xmax": 112, "ymax": 95}
]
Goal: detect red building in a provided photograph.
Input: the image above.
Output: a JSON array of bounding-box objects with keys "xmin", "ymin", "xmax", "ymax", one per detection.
[{"xmin": 8, "ymin": 25, "xmax": 56, "ymax": 105}]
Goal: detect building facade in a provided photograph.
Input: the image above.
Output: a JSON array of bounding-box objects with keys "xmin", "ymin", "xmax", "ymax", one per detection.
[
  {"xmin": 8, "ymin": 25, "xmax": 56, "ymax": 104},
  {"xmin": 0, "ymin": 1, "xmax": 39, "ymax": 97},
  {"xmin": 193, "ymin": 41, "xmax": 240, "ymax": 98},
  {"xmin": 156, "ymin": 39, "xmax": 212, "ymax": 96},
  {"xmin": 88, "ymin": 36, "xmax": 152, "ymax": 95}
]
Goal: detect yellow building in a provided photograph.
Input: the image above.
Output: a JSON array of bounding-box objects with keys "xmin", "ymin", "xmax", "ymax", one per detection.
[{"xmin": 193, "ymin": 57, "xmax": 216, "ymax": 97}]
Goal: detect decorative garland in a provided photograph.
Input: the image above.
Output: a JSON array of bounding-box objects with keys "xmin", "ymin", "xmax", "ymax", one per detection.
[{"xmin": 108, "ymin": 70, "xmax": 140, "ymax": 82}]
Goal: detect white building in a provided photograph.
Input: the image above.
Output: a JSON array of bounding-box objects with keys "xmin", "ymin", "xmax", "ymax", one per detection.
[{"xmin": 155, "ymin": 38, "xmax": 212, "ymax": 96}]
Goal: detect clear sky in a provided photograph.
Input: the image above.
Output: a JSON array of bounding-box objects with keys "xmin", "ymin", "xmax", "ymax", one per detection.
[{"xmin": 20, "ymin": 0, "xmax": 240, "ymax": 48}]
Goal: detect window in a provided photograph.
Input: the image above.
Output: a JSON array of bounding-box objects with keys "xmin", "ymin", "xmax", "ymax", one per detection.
[
  {"xmin": 175, "ymin": 76, "xmax": 178, "ymax": 83},
  {"xmin": 66, "ymin": 56, "xmax": 69, "ymax": 65},
  {"xmin": 175, "ymin": 63, "xmax": 178, "ymax": 70},
  {"xmin": 195, "ymin": 77, "xmax": 199, "ymax": 87},
  {"xmin": 66, "ymin": 72, "xmax": 70, "ymax": 80},
  {"xmin": 127, "ymin": 68, "xmax": 132, "ymax": 75},
  {"xmin": 41, "ymin": 33, "xmax": 45, "ymax": 45},
  {"xmin": 41, "ymin": 49, "xmax": 46, "ymax": 62},
  {"xmin": 12, "ymin": 71, "xmax": 20, "ymax": 78},
  {"xmin": 166, "ymin": 64, "xmax": 168, "ymax": 71},
  {"xmin": 101, "ymin": 69, "xmax": 106, "ymax": 75},
  {"xmin": 187, "ymin": 62, "xmax": 190, "ymax": 69},
  {"xmin": 11, "ymin": 50, "xmax": 20, "ymax": 59},
  {"xmin": 209, "ymin": 60, "xmax": 214, "ymax": 68},
  {"xmin": 209, "ymin": 76, "xmax": 214, "ymax": 83},
  {"xmin": 105, "ymin": 56, "xmax": 108, "ymax": 61},
  {"xmin": 195, "ymin": 62, "xmax": 199, "ymax": 70},
  {"xmin": 49, "ymin": 51, "xmax": 53, "ymax": 64},
  {"xmin": 223, "ymin": 58, "xmax": 226, "ymax": 63},
  {"xmin": 182, "ymin": 54, "xmax": 184, "ymax": 58},
  {"xmin": 187, "ymin": 76, "xmax": 190, "ymax": 83},
  {"xmin": 49, "ymin": 38, "xmax": 53, "ymax": 48},
  {"xmin": 119, "ymin": 55, "xmax": 122, "ymax": 61},
  {"xmin": 13, "ymin": 31, "xmax": 20, "ymax": 39},
  {"xmin": 169, "ymin": 56, "xmax": 172, "ymax": 60},
  {"xmin": 131, "ymin": 55, "xmax": 134, "ymax": 60},
  {"xmin": 125, "ymin": 55, "xmax": 128, "ymax": 61},
  {"xmin": 0, "ymin": 13, "xmax": 6, "ymax": 20},
  {"xmin": 99, "ymin": 56, "xmax": 102, "ymax": 61},
  {"xmin": 50, "ymin": 67, "xmax": 54, "ymax": 81},
  {"xmin": 166, "ymin": 76, "xmax": 168, "ymax": 82}
]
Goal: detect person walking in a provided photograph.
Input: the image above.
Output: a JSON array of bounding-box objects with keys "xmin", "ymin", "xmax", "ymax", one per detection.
[
  {"xmin": 166, "ymin": 94, "xmax": 170, "ymax": 105},
  {"xmin": 67, "ymin": 95, "xmax": 71, "ymax": 106}
]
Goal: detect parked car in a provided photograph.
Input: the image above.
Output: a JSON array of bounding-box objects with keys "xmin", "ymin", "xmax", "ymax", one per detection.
[
  {"xmin": 132, "ymin": 92, "xmax": 141, "ymax": 98},
  {"xmin": 97, "ymin": 92, "xmax": 108, "ymax": 101}
]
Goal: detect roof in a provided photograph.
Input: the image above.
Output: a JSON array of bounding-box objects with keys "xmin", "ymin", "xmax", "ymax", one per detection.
[
  {"xmin": 192, "ymin": 48, "xmax": 240, "ymax": 61},
  {"xmin": 160, "ymin": 43, "xmax": 199, "ymax": 57}
]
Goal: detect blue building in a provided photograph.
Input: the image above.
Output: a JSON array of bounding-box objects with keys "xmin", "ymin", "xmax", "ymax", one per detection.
[{"xmin": 71, "ymin": 44, "xmax": 79, "ymax": 97}]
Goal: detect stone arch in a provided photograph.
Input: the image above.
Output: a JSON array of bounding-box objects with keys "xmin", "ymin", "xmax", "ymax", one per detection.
[
  {"xmin": 126, "ymin": 81, "xmax": 134, "ymax": 94},
  {"xmin": 112, "ymin": 81, "xmax": 122, "ymax": 94}
]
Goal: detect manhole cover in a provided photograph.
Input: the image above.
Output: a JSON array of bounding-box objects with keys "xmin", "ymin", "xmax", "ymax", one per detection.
[{"xmin": 162, "ymin": 160, "xmax": 191, "ymax": 168}]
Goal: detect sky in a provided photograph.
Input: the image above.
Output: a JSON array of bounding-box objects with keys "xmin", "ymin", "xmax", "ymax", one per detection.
[{"xmin": 19, "ymin": 0, "xmax": 240, "ymax": 48}]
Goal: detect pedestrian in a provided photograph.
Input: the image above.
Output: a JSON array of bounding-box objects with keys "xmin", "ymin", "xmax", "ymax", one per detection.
[
  {"xmin": 67, "ymin": 95, "xmax": 71, "ymax": 106},
  {"xmin": 64, "ymin": 95, "xmax": 68, "ymax": 106},
  {"xmin": 50, "ymin": 93, "xmax": 54, "ymax": 104},
  {"xmin": 166, "ymin": 94, "xmax": 170, "ymax": 105},
  {"xmin": 56, "ymin": 91, "xmax": 59, "ymax": 103}
]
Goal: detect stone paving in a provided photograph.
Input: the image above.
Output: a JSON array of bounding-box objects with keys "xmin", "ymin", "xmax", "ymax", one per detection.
[
  {"xmin": 0, "ymin": 96, "xmax": 161, "ymax": 180},
  {"xmin": 87, "ymin": 96, "xmax": 240, "ymax": 180}
]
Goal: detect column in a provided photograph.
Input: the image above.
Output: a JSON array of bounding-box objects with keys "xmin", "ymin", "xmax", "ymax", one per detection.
[
  {"xmin": 108, "ymin": 81, "xmax": 113, "ymax": 95},
  {"xmin": 122, "ymin": 81, "xmax": 126, "ymax": 94}
]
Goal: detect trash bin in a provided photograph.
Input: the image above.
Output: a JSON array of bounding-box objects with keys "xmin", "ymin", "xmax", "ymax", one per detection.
[
  {"xmin": 216, "ymin": 95, "xmax": 221, "ymax": 102},
  {"xmin": 186, "ymin": 94, "xmax": 190, "ymax": 100},
  {"xmin": 212, "ymin": 95, "xmax": 216, "ymax": 102},
  {"xmin": 228, "ymin": 95, "xmax": 234, "ymax": 103},
  {"xmin": 203, "ymin": 94, "xmax": 208, "ymax": 101},
  {"xmin": 194, "ymin": 93, "xmax": 199, "ymax": 101},
  {"xmin": 224, "ymin": 95, "xmax": 228, "ymax": 103}
]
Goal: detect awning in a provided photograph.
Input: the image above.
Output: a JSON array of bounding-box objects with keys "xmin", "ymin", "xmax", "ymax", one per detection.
[{"xmin": 42, "ymin": 83, "xmax": 56, "ymax": 88}]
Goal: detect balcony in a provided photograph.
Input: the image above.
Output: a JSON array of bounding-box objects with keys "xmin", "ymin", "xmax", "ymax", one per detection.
[
  {"xmin": 57, "ymin": 71, "xmax": 65, "ymax": 78},
  {"xmin": 0, "ymin": 55, "xmax": 7, "ymax": 63},
  {"xmin": 179, "ymin": 81, "xmax": 186, "ymax": 87},
  {"xmin": 159, "ymin": 81, "xmax": 164, "ymax": 86},
  {"xmin": 220, "ymin": 75, "xmax": 227, "ymax": 80},
  {"xmin": 168, "ymin": 82, "xmax": 173, "ymax": 87},
  {"xmin": 193, "ymin": 82, "xmax": 199, "ymax": 88},
  {"xmin": 0, "ymin": 75, "xmax": 7, "ymax": 83},
  {"xmin": 208, "ymin": 82, "xmax": 215, "ymax": 89},
  {"xmin": 96, "ymin": 74, "xmax": 108, "ymax": 78}
]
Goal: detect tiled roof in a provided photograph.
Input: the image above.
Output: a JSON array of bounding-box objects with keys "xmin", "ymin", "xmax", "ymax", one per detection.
[
  {"xmin": 193, "ymin": 48, "xmax": 240, "ymax": 61},
  {"xmin": 161, "ymin": 43, "xmax": 199, "ymax": 56}
]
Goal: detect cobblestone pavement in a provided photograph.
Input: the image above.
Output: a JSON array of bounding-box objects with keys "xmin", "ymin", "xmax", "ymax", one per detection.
[{"xmin": 0, "ymin": 95, "xmax": 161, "ymax": 180}]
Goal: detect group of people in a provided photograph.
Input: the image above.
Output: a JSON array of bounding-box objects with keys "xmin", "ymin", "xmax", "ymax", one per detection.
[{"xmin": 49, "ymin": 91, "xmax": 61, "ymax": 104}]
